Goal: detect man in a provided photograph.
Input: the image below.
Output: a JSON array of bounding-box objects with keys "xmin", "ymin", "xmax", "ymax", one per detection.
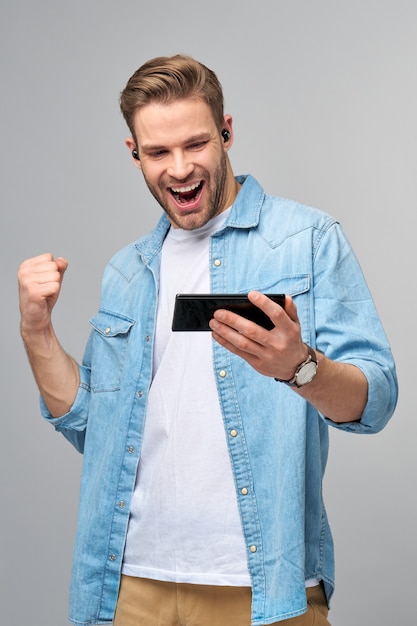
[{"xmin": 18, "ymin": 55, "xmax": 398, "ymax": 626}]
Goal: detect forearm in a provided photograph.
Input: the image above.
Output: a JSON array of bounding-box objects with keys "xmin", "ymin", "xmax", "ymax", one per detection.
[
  {"xmin": 21, "ymin": 324, "xmax": 80, "ymax": 418},
  {"xmin": 296, "ymin": 351, "xmax": 368, "ymax": 423}
]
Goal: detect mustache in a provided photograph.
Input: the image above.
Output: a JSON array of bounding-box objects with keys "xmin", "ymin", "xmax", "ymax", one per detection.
[{"xmin": 160, "ymin": 171, "xmax": 209, "ymax": 189}]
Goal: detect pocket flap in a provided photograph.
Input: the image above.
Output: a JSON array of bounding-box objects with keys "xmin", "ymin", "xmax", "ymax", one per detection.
[
  {"xmin": 89, "ymin": 310, "xmax": 135, "ymax": 337},
  {"xmin": 275, "ymin": 274, "xmax": 310, "ymax": 298}
]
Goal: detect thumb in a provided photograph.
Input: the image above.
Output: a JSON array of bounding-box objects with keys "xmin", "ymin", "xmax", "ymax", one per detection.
[
  {"xmin": 284, "ymin": 295, "xmax": 300, "ymax": 324},
  {"xmin": 55, "ymin": 257, "xmax": 69, "ymax": 280}
]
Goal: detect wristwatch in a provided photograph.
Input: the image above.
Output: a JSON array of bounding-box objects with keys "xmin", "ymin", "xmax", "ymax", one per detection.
[{"xmin": 275, "ymin": 344, "xmax": 318, "ymax": 388}]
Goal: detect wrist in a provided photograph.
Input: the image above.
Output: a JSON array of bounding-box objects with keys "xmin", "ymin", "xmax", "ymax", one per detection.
[
  {"xmin": 275, "ymin": 344, "xmax": 318, "ymax": 388},
  {"xmin": 20, "ymin": 321, "xmax": 56, "ymax": 354}
]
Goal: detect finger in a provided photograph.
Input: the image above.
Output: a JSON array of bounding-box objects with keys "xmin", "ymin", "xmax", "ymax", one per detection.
[
  {"xmin": 20, "ymin": 253, "xmax": 67, "ymax": 270},
  {"xmin": 246, "ymin": 291, "xmax": 288, "ymax": 326},
  {"xmin": 211, "ymin": 306, "xmax": 264, "ymax": 338},
  {"xmin": 248, "ymin": 291, "xmax": 301, "ymax": 327},
  {"xmin": 22, "ymin": 268, "xmax": 63, "ymax": 289},
  {"xmin": 20, "ymin": 256, "xmax": 68, "ymax": 284},
  {"xmin": 33, "ymin": 256, "xmax": 68, "ymax": 276},
  {"xmin": 282, "ymin": 295, "xmax": 299, "ymax": 324},
  {"xmin": 210, "ymin": 315, "xmax": 266, "ymax": 356},
  {"xmin": 211, "ymin": 328, "xmax": 256, "ymax": 359},
  {"xmin": 21, "ymin": 253, "xmax": 55, "ymax": 269}
]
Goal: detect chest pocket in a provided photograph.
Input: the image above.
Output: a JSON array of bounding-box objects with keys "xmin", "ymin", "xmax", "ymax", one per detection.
[
  {"xmin": 89, "ymin": 310, "xmax": 136, "ymax": 392},
  {"xmin": 246, "ymin": 274, "xmax": 311, "ymax": 339}
]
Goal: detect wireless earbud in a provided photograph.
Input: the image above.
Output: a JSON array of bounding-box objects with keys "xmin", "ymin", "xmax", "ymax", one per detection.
[
  {"xmin": 132, "ymin": 149, "xmax": 139, "ymax": 160},
  {"xmin": 221, "ymin": 129, "xmax": 230, "ymax": 142}
]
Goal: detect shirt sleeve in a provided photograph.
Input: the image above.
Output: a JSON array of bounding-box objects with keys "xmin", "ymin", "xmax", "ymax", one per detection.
[
  {"xmin": 40, "ymin": 356, "xmax": 92, "ymax": 454},
  {"xmin": 313, "ymin": 222, "xmax": 398, "ymax": 433}
]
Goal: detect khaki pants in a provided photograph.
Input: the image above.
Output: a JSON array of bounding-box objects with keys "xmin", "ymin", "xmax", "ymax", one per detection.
[{"xmin": 113, "ymin": 575, "xmax": 331, "ymax": 626}]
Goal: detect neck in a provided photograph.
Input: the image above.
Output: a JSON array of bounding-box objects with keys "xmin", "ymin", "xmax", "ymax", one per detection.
[{"xmin": 223, "ymin": 159, "xmax": 240, "ymax": 209}]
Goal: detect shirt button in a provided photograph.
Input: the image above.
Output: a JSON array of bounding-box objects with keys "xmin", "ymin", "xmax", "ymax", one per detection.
[
  {"xmin": 109, "ymin": 554, "xmax": 116, "ymax": 561},
  {"xmin": 137, "ymin": 390, "xmax": 143, "ymax": 398},
  {"xmin": 219, "ymin": 370, "xmax": 227, "ymax": 378},
  {"xmin": 241, "ymin": 487, "xmax": 248, "ymax": 495},
  {"xmin": 105, "ymin": 327, "xmax": 111, "ymax": 334},
  {"xmin": 230, "ymin": 429, "xmax": 238, "ymax": 438},
  {"xmin": 250, "ymin": 545, "xmax": 257, "ymax": 553},
  {"xmin": 118, "ymin": 501, "xmax": 125, "ymax": 508},
  {"xmin": 145, "ymin": 335, "xmax": 150, "ymax": 342},
  {"xmin": 127, "ymin": 446, "xmax": 134, "ymax": 453},
  {"xmin": 213, "ymin": 259, "xmax": 221, "ymax": 267}
]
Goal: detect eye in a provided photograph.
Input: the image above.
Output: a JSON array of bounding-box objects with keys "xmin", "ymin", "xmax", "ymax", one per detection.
[
  {"xmin": 148, "ymin": 149, "xmax": 167, "ymax": 159},
  {"xmin": 188, "ymin": 141, "xmax": 207, "ymax": 151}
]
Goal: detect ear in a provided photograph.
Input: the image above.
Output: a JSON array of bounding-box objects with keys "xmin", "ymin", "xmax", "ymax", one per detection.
[
  {"xmin": 221, "ymin": 114, "xmax": 234, "ymax": 152},
  {"xmin": 125, "ymin": 136, "xmax": 142, "ymax": 169}
]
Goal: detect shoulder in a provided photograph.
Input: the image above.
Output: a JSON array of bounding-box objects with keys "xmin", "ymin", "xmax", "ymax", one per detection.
[
  {"xmin": 240, "ymin": 176, "xmax": 339, "ymax": 247},
  {"xmin": 236, "ymin": 174, "xmax": 338, "ymax": 235}
]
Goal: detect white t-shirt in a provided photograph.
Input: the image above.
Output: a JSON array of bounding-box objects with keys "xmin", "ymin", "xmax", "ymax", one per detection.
[{"xmin": 122, "ymin": 209, "xmax": 251, "ymax": 586}]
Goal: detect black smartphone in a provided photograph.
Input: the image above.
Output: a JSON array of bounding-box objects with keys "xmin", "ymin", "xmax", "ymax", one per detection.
[{"xmin": 172, "ymin": 293, "xmax": 285, "ymax": 331}]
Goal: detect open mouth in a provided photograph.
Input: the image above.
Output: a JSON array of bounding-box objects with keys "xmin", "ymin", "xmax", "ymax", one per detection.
[{"xmin": 169, "ymin": 181, "xmax": 204, "ymax": 207}]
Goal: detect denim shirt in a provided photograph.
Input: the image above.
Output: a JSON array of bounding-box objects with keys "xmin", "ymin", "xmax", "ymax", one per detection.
[{"xmin": 43, "ymin": 175, "xmax": 398, "ymax": 625}]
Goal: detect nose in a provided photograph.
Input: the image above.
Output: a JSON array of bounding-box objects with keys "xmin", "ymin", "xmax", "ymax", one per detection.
[{"xmin": 166, "ymin": 150, "xmax": 194, "ymax": 181}]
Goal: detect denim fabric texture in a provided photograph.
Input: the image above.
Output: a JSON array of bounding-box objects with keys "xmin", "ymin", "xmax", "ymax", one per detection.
[{"xmin": 42, "ymin": 175, "xmax": 398, "ymax": 626}]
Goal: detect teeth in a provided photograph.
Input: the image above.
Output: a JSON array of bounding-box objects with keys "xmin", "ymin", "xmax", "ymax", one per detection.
[{"xmin": 170, "ymin": 181, "xmax": 201, "ymax": 193}]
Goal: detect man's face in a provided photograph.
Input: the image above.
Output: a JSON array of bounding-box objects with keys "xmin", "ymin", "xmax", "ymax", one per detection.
[{"xmin": 127, "ymin": 97, "xmax": 237, "ymax": 230}]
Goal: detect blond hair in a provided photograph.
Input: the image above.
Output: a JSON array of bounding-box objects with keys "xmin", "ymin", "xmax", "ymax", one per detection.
[{"xmin": 119, "ymin": 54, "xmax": 224, "ymax": 139}]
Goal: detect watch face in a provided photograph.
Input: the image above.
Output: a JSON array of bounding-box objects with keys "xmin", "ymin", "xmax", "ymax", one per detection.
[{"xmin": 296, "ymin": 362, "xmax": 317, "ymax": 385}]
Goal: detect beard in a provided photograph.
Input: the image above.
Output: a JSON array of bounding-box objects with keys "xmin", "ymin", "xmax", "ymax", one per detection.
[{"xmin": 142, "ymin": 151, "xmax": 229, "ymax": 231}]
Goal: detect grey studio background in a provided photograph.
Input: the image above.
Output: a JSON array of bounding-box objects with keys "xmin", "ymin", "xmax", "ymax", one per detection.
[{"xmin": 1, "ymin": 1, "xmax": 415, "ymax": 625}]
